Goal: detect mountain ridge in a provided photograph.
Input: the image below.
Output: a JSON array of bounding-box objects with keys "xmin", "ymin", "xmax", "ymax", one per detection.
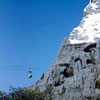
[
  {"xmin": 29, "ymin": 0, "xmax": 100, "ymax": 100},
  {"xmin": 68, "ymin": 0, "xmax": 100, "ymax": 44}
]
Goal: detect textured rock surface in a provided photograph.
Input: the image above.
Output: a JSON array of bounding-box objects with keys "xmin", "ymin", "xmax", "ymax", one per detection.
[
  {"xmin": 29, "ymin": 0, "xmax": 100, "ymax": 100},
  {"xmin": 29, "ymin": 40, "xmax": 100, "ymax": 100}
]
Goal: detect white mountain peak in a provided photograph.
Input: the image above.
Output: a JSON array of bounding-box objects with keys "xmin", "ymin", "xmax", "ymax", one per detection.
[{"xmin": 68, "ymin": 0, "xmax": 100, "ymax": 44}]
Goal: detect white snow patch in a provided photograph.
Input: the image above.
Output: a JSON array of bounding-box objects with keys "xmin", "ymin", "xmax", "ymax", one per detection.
[
  {"xmin": 91, "ymin": 3, "xmax": 98, "ymax": 10},
  {"xmin": 69, "ymin": 13, "xmax": 100, "ymax": 44}
]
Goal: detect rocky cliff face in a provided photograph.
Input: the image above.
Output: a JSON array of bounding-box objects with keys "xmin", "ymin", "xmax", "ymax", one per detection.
[{"xmin": 29, "ymin": 0, "xmax": 100, "ymax": 100}]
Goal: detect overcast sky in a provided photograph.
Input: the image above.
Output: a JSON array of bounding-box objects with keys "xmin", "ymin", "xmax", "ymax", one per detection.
[{"xmin": 0, "ymin": 0, "xmax": 89, "ymax": 92}]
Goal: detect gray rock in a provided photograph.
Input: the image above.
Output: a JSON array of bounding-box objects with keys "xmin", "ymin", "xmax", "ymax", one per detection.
[
  {"xmin": 29, "ymin": 0, "xmax": 100, "ymax": 99},
  {"xmin": 29, "ymin": 40, "xmax": 100, "ymax": 99}
]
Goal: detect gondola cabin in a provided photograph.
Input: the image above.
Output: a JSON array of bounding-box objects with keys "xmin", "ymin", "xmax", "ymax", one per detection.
[{"xmin": 28, "ymin": 70, "xmax": 32, "ymax": 78}]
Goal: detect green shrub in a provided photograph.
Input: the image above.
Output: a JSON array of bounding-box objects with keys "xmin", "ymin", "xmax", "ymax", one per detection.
[
  {"xmin": 41, "ymin": 73, "xmax": 45, "ymax": 80},
  {"xmin": 95, "ymin": 80, "xmax": 100, "ymax": 89},
  {"xmin": 68, "ymin": 68, "xmax": 74, "ymax": 77},
  {"xmin": 0, "ymin": 86, "xmax": 53, "ymax": 100},
  {"xmin": 60, "ymin": 86, "xmax": 66, "ymax": 95}
]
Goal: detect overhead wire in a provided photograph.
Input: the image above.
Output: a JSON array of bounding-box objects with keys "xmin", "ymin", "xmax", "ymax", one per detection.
[{"xmin": 0, "ymin": 63, "xmax": 52, "ymax": 71}]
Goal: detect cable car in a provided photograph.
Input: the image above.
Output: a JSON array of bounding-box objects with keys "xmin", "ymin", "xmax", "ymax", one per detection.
[{"xmin": 27, "ymin": 68, "xmax": 32, "ymax": 78}]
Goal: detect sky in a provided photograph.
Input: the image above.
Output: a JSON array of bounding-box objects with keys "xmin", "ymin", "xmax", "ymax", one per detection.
[{"xmin": 0, "ymin": 0, "xmax": 89, "ymax": 92}]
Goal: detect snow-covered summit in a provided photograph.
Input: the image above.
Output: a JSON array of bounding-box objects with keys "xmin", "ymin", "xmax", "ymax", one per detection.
[{"xmin": 68, "ymin": 0, "xmax": 100, "ymax": 44}]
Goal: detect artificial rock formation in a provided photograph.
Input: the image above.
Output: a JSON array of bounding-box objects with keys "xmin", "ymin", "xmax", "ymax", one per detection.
[
  {"xmin": 29, "ymin": 0, "xmax": 100, "ymax": 100},
  {"xmin": 69, "ymin": 0, "xmax": 100, "ymax": 44}
]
